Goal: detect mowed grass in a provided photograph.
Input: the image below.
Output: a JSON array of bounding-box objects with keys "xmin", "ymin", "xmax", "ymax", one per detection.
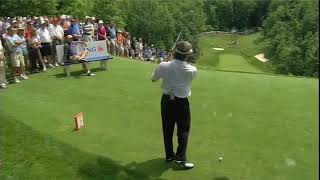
[
  {"xmin": 0, "ymin": 57, "xmax": 318, "ymax": 180},
  {"xmin": 217, "ymin": 54, "xmax": 262, "ymax": 73},
  {"xmin": 198, "ymin": 33, "xmax": 273, "ymax": 74}
]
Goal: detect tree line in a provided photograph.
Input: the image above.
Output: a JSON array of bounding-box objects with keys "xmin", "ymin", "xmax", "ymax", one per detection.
[{"xmin": 0, "ymin": 0, "xmax": 318, "ymax": 77}]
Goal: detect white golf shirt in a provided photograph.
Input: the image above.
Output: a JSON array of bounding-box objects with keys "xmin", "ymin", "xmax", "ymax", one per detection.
[
  {"xmin": 48, "ymin": 24, "xmax": 64, "ymax": 40},
  {"xmin": 37, "ymin": 28, "xmax": 52, "ymax": 43},
  {"xmin": 151, "ymin": 59, "xmax": 197, "ymax": 98}
]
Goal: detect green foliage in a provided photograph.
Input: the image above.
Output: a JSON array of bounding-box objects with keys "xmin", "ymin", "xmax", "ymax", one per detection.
[
  {"xmin": 126, "ymin": 0, "xmax": 175, "ymax": 50},
  {"xmin": 262, "ymin": 0, "xmax": 319, "ymax": 77},
  {"xmin": 0, "ymin": 0, "xmax": 58, "ymax": 16},
  {"xmin": 204, "ymin": 0, "xmax": 270, "ymax": 31},
  {"xmin": 91, "ymin": 0, "xmax": 129, "ymax": 29},
  {"xmin": 58, "ymin": 0, "xmax": 94, "ymax": 19}
]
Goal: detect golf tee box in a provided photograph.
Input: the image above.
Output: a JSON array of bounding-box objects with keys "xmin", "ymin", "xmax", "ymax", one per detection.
[{"xmin": 74, "ymin": 112, "xmax": 84, "ymax": 130}]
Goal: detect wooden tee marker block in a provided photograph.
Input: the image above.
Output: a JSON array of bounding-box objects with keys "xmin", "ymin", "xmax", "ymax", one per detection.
[{"xmin": 74, "ymin": 112, "xmax": 85, "ymax": 130}]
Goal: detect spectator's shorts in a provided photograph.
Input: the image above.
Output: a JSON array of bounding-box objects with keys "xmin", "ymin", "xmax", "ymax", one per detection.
[
  {"xmin": 11, "ymin": 53, "xmax": 25, "ymax": 67},
  {"xmin": 40, "ymin": 42, "xmax": 52, "ymax": 56}
]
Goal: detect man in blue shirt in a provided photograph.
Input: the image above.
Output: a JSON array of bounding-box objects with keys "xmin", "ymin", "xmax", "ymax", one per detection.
[
  {"xmin": 6, "ymin": 27, "xmax": 28, "ymax": 83},
  {"xmin": 107, "ymin": 21, "xmax": 117, "ymax": 55},
  {"xmin": 67, "ymin": 19, "xmax": 81, "ymax": 41}
]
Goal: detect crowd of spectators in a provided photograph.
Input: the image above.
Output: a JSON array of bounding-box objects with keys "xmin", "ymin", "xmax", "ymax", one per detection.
[{"xmin": 0, "ymin": 15, "xmax": 169, "ymax": 88}]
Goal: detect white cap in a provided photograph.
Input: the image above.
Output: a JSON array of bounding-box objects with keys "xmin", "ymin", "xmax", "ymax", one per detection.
[
  {"xmin": 91, "ymin": 17, "xmax": 96, "ymax": 20},
  {"xmin": 85, "ymin": 16, "xmax": 90, "ymax": 19},
  {"xmin": 61, "ymin": 15, "xmax": 66, "ymax": 19},
  {"xmin": 98, "ymin": 20, "xmax": 103, "ymax": 24}
]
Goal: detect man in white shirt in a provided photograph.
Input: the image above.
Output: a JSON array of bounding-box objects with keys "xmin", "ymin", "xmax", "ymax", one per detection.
[
  {"xmin": 37, "ymin": 22, "xmax": 53, "ymax": 67},
  {"xmin": 49, "ymin": 18, "xmax": 64, "ymax": 66},
  {"xmin": 151, "ymin": 41, "xmax": 197, "ymax": 169}
]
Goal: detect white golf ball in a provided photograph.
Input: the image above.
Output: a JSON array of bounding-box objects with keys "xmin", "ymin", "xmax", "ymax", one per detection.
[{"xmin": 218, "ymin": 157, "xmax": 223, "ymax": 161}]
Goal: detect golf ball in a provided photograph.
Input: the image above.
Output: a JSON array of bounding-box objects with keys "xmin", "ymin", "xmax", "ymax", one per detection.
[{"xmin": 218, "ymin": 157, "xmax": 223, "ymax": 161}]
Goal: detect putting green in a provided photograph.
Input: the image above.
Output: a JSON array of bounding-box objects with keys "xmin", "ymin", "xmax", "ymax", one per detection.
[{"xmin": 217, "ymin": 54, "xmax": 264, "ymax": 73}]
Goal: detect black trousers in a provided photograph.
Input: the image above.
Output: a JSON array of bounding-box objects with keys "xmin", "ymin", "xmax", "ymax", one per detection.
[{"xmin": 161, "ymin": 94, "xmax": 191, "ymax": 161}]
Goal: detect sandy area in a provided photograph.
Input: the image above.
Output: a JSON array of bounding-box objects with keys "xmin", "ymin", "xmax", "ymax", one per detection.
[
  {"xmin": 254, "ymin": 54, "xmax": 269, "ymax": 62},
  {"xmin": 212, "ymin": 48, "xmax": 224, "ymax": 51}
]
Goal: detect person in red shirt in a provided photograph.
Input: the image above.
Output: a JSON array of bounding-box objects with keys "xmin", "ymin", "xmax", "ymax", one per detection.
[
  {"xmin": 97, "ymin": 20, "xmax": 107, "ymax": 41},
  {"xmin": 24, "ymin": 21, "xmax": 32, "ymax": 46}
]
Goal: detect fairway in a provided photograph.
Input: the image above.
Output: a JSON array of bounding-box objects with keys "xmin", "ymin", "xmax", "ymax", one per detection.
[
  {"xmin": 0, "ymin": 58, "xmax": 318, "ymax": 180},
  {"xmin": 198, "ymin": 33, "xmax": 273, "ymax": 74},
  {"xmin": 217, "ymin": 54, "xmax": 263, "ymax": 73}
]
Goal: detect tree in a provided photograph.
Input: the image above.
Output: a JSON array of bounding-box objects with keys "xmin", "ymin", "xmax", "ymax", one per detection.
[
  {"xmin": 0, "ymin": 0, "xmax": 58, "ymax": 17},
  {"xmin": 57, "ymin": 0, "xmax": 94, "ymax": 19},
  {"xmin": 262, "ymin": 0, "xmax": 319, "ymax": 76},
  {"xmin": 91, "ymin": 0, "xmax": 129, "ymax": 29}
]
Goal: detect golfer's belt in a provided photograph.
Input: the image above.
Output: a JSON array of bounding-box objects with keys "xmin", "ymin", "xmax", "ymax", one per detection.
[{"xmin": 169, "ymin": 92, "xmax": 175, "ymax": 100}]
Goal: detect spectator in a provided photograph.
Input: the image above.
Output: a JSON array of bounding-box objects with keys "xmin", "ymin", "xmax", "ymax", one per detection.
[
  {"xmin": 67, "ymin": 18, "xmax": 81, "ymax": 41},
  {"xmin": 24, "ymin": 21, "xmax": 32, "ymax": 45},
  {"xmin": 107, "ymin": 21, "xmax": 117, "ymax": 55},
  {"xmin": 159, "ymin": 49, "xmax": 166, "ymax": 63},
  {"xmin": 138, "ymin": 38, "xmax": 144, "ymax": 60},
  {"xmin": 37, "ymin": 22, "xmax": 53, "ymax": 67},
  {"xmin": 61, "ymin": 15, "xmax": 70, "ymax": 37},
  {"xmin": 91, "ymin": 17, "xmax": 98, "ymax": 40},
  {"xmin": 17, "ymin": 26, "xmax": 29, "ymax": 70},
  {"xmin": 144, "ymin": 45, "xmax": 153, "ymax": 61},
  {"xmin": 29, "ymin": 28, "xmax": 46, "ymax": 72},
  {"xmin": 63, "ymin": 35, "xmax": 95, "ymax": 76},
  {"xmin": 49, "ymin": 17, "xmax": 64, "ymax": 66},
  {"xmin": 82, "ymin": 17, "xmax": 94, "ymax": 42},
  {"xmin": 97, "ymin": 20, "xmax": 107, "ymax": 41},
  {"xmin": 0, "ymin": 38, "xmax": 8, "ymax": 88},
  {"xmin": 151, "ymin": 44, "xmax": 156, "ymax": 58},
  {"xmin": 6, "ymin": 27, "xmax": 28, "ymax": 83},
  {"xmin": 116, "ymin": 30, "xmax": 124, "ymax": 56},
  {"xmin": 124, "ymin": 32, "xmax": 132, "ymax": 58},
  {"xmin": 134, "ymin": 37, "xmax": 140, "ymax": 58}
]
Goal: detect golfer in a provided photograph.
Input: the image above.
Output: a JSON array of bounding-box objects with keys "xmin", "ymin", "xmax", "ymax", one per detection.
[{"xmin": 151, "ymin": 41, "xmax": 197, "ymax": 169}]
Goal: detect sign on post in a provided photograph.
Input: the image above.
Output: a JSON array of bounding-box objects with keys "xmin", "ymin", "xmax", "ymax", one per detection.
[
  {"xmin": 56, "ymin": 40, "xmax": 111, "ymax": 64},
  {"xmin": 74, "ymin": 112, "xmax": 84, "ymax": 130}
]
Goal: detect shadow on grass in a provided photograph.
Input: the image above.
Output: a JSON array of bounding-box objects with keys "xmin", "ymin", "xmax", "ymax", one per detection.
[
  {"xmin": 54, "ymin": 67, "xmax": 107, "ymax": 79},
  {"xmin": 0, "ymin": 112, "xmax": 169, "ymax": 180},
  {"xmin": 213, "ymin": 176, "xmax": 230, "ymax": 180},
  {"xmin": 79, "ymin": 158, "xmax": 170, "ymax": 180}
]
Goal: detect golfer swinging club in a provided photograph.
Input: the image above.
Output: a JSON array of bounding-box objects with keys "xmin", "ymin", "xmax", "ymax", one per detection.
[{"xmin": 151, "ymin": 41, "xmax": 197, "ymax": 169}]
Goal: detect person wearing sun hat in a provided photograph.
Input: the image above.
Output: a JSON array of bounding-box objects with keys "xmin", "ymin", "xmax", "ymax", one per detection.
[{"xmin": 151, "ymin": 41, "xmax": 197, "ymax": 169}]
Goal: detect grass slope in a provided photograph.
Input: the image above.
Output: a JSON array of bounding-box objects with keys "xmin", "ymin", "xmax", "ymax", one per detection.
[
  {"xmin": 197, "ymin": 33, "xmax": 273, "ymax": 74},
  {"xmin": 0, "ymin": 58, "xmax": 318, "ymax": 180}
]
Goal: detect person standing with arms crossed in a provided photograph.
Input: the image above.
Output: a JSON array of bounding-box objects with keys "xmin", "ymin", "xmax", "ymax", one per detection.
[{"xmin": 151, "ymin": 41, "xmax": 197, "ymax": 169}]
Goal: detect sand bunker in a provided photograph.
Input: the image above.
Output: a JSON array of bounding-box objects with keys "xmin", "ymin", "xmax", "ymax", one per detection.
[
  {"xmin": 254, "ymin": 54, "xmax": 269, "ymax": 62},
  {"xmin": 212, "ymin": 48, "xmax": 224, "ymax": 51}
]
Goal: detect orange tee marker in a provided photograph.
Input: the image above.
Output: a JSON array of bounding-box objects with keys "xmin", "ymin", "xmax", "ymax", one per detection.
[{"xmin": 74, "ymin": 112, "xmax": 84, "ymax": 130}]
